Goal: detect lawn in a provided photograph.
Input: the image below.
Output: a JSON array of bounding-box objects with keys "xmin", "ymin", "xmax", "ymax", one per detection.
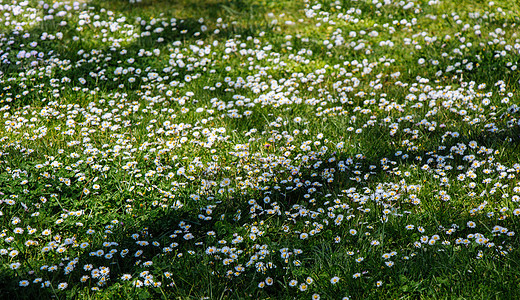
[{"xmin": 1, "ymin": 0, "xmax": 520, "ymax": 298}]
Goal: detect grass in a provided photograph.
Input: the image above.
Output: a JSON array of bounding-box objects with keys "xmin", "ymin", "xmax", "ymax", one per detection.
[{"xmin": 1, "ymin": 0, "xmax": 520, "ymax": 299}]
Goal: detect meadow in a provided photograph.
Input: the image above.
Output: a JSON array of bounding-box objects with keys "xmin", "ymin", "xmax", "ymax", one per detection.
[{"xmin": 1, "ymin": 0, "xmax": 520, "ymax": 298}]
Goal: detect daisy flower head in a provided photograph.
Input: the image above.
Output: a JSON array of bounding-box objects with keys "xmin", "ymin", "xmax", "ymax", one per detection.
[
  {"xmin": 220, "ymin": 178, "xmax": 231, "ymax": 187},
  {"xmin": 57, "ymin": 282, "xmax": 68, "ymax": 290},
  {"xmin": 265, "ymin": 277, "xmax": 274, "ymax": 285},
  {"xmin": 9, "ymin": 250, "xmax": 19, "ymax": 258},
  {"xmin": 19, "ymin": 280, "xmax": 29, "ymax": 287},
  {"xmin": 121, "ymin": 274, "xmax": 132, "ymax": 281},
  {"xmin": 10, "ymin": 262, "xmax": 21, "ymax": 270}
]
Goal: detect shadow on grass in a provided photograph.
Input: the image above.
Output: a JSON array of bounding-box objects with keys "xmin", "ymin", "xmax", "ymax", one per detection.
[
  {"xmin": 0, "ymin": 0, "xmax": 273, "ymax": 108},
  {"xmin": 1, "ymin": 103, "xmax": 519, "ymax": 299}
]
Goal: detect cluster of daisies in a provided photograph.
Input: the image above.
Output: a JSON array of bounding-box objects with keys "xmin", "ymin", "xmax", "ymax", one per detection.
[{"xmin": 0, "ymin": 0, "xmax": 519, "ymax": 298}]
